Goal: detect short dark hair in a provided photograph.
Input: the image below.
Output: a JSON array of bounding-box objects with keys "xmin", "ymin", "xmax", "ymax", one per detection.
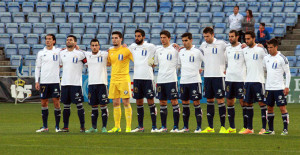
[
  {"xmin": 181, "ymin": 32, "xmax": 192, "ymax": 40},
  {"xmin": 245, "ymin": 31, "xmax": 256, "ymax": 38},
  {"xmin": 112, "ymin": 31, "xmax": 123, "ymax": 39},
  {"xmin": 260, "ymin": 23, "xmax": 265, "ymax": 27},
  {"xmin": 267, "ymin": 38, "xmax": 279, "ymax": 47},
  {"xmin": 247, "ymin": 9, "xmax": 253, "ymax": 18},
  {"xmin": 45, "ymin": 34, "xmax": 56, "ymax": 45},
  {"xmin": 135, "ymin": 29, "xmax": 145, "ymax": 37},
  {"xmin": 67, "ymin": 35, "xmax": 77, "ymax": 42},
  {"xmin": 90, "ymin": 38, "xmax": 99, "ymax": 45},
  {"xmin": 203, "ymin": 27, "xmax": 214, "ymax": 34},
  {"xmin": 234, "ymin": 6, "xmax": 239, "ymax": 10},
  {"xmin": 229, "ymin": 30, "xmax": 239, "ymax": 37},
  {"xmin": 160, "ymin": 30, "xmax": 171, "ymax": 38}
]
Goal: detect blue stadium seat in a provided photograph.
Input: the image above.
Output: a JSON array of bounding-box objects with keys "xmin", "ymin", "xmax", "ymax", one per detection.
[
  {"xmin": 109, "ymin": 13, "xmax": 121, "ymax": 23},
  {"xmin": 86, "ymin": 23, "xmax": 98, "ymax": 34},
  {"xmin": 138, "ymin": 23, "xmax": 151, "ymax": 34},
  {"xmin": 273, "ymin": 13, "xmax": 286, "ymax": 23},
  {"xmin": 97, "ymin": 34, "xmax": 109, "ymax": 45},
  {"xmin": 82, "ymin": 34, "xmax": 95, "ymax": 45},
  {"xmin": 145, "ymin": 2, "xmax": 157, "ymax": 13},
  {"xmin": 41, "ymin": 13, "xmax": 53, "ymax": 23},
  {"xmin": 124, "ymin": 34, "xmax": 135, "ymax": 45},
  {"xmin": 70, "ymin": 34, "xmax": 81, "ymax": 45},
  {"xmin": 295, "ymin": 48, "xmax": 300, "ymax": 56},
  {"xmin": 215, "ymin": 34, "xmax": 226, "ymax": 40},
  {"xmin": 54, "ymin": 13, "xmax": 66, "ymax": 23},
  {"xmin": 32, "ymin": 44, "xmax": 44, "ymax": 55},
  {"xmin": 6, "ymin": 23, "xmax": 18, "ymax": 34},
  {"xmin": 55, "ymin": 34, "xmax": 66, "ymax": 45},
  {"xmin": 272, "ymin": 2, "xmax": 284, "ymax": 13},
  {"xmin": 211, "ymin": 2, "xmax": 223, "ymax": 12},
  {"xmin": 175, "ymin": 34, "xmax": 183, "ymax": 45},
  {"xmin": 164, "ymin": 23, "xmax": 176, "ymax": 34},
  {"xmin": 78, "ymin": 45, "xmax": 87, "ymax": 51},
  {"xmin": 170, "ymin": 35, "xmax": 176, "ymax": 44},
  {"xmin": 50, "ymin": 2, "xmax": 62, "ymax": 13},
  {"xmin": 252, "ymin": 13, "xmax": 261, "ymax": 23},
  {"xmin": 33, "ymin": 23, "xmax": 45, "ymax": 34},
  {"xmin": 296, "ymin": 2, "xmax": 300, "ymax": 15},
  {"xmin": 284, "ymin": 2, "xmax": 296, "ymax": 13},
  {"xmin": 285, "ymin": 13, "xmax": 298, "ymax": 27},
  {"xmin": 185, "ymin": 2, "xmax": 197, "ymax": 13},
  {"xmin": 59, "ymin": 23, "xmax": 71, "ymax": 34},
  {"xmin": 224, "ymin": 2, "xmax": 236, "ymax": 13},
  {"xmin": 151, "ymin": 23, "xmax": 163, "ymax": 34},
  {"xmin": 0, "ymin": 23, "xmax": 4, "ymax": 33},
  {"xmin": 78, "ymin": 2, "xmax": 90, "ymax": 13},
  {"xmin": 10, "ymin": 55, "xmax": 22, "ymax": 68},
  {"xmin": 0, "ymin": 12, "xmax": 12, "ymax": 23},
  {"xmin": 248, "ymin": 2, "xmax": 260, "ymax": 12},
  {"xmin": 290, "ymin": 68, "xmax": 298, "ymax": 77},
  {"xmin": 150, "ymin": 34, "xmax": 161, "ymax": 45},
  {"xmin": 0, "ymin": 2, "xmax": 6, "ymax": 12},
  {"xmin": 162, "ymin": 13, "xmax": 174, "ymax": 23},
  {"xmin": 212, "ymin": 12, "xmax": 225, "ymax": 23},
  {"xmin": 261, "ymin": 13, "xmax": 273, "ymax": 23},
  {"xmin": 24, "ymin": 55, "xmax": 37, "ymax": 66},
  {"xmin": 12, "ymin": 34, "xmax": 24, "ymax": 44},
  {"xmin": 105, "ymin": 2, "xmax": 118, "ymax": 13},
  {"xmin": 160, "ymin": 2, "xmax": 172, "ymax": 13},
  {"xmin": 41, "ymin": 0, "xmax": 52, "ymax": 3},
  {"xmin": 197, "ymin": 2, "xmax": 210, "ymax": 13},
  {"xmin": 296, "ymin": 61, "xmax": 300, "ymax": 67},
  {"xmin": 72, "ymin": 23, "xmax": 85, "ymax": 34},
  {"xmin": 26, "ymin": 34, "xmax": 39, "ymax": 45},
  {"xmin": 112, "ymin": 23, "xmax": 125, "ymax": 34},
  {"xmin": 28, "ymin": 13, "xmax": 40, "ymax": 23},
  {"xmin": 192, "ymin": 34, "xmax": 202, "ymax": 45},
  {"xmin": 18, "ymin": 44, "xmax": 30, "ymax": 56},
  {"xmin": 214, "ymin": 23, "xmax": 226, "ymax": 34},
  {"xmin": 22, "ymin": 2, "xmax": 34, "ymax": 14},
  {"xmin": 259, "ymin": 2, "xmax": 272, "ymax": 12},
  {"xmin": 8, "ymin": 2, "xmax": 20, "ymax": 12},
  {"xmin": 100, "ymin": 45, "xmax": 111, "ymax": 51},
  {"xmin": 82, "ymin": 13, "xmax": 94, "ymax": 23},
  {"xmin": 118, "ymin": 2, "xmax": 131, "ymax": 13},
  {"xmin": 122, "ymin": 13, "xmax": 134, "ymax": 23},
  {"xmin": 36, "ymin": 2, "xmax": 48, "ymax": 13},
  {"xmin": 237, "ymin": 2, "xmax": 247, "ymax": 12},
  {"xmin": 45, "ymin": 23, "xmax": 58, "ymax": 34},
  {"xmin": 4, "ymin": 44, "xmax": 17, "ymax": 58},
  {"xmin": 96, "ymin": 13, "xmax": 108, "ymax": 23},
  {"xmin": 187, "ymin": 12, "xmax": 200, "ymax": 23},
  {"xmin": 265, "ymin": 23, "xmax": 274, "ymax": 33},
  {"xmin": 40, "ymin": 34, "xmax": 47, "ymax": 44},
  {"xmin": 135, "ymin": 13, "xmax": 148, "ymax": 23},
  {"xmin": 174, "ymin": 13, "xmax": 187, "ymax": 23},
  {"xmin": 92, "ymin": 2, "xmax": 104, "ymax": 13},
  {"xmin": 189, "ymin": 23, "xmax": 201, "ymax": 34},
  {"xmin": 132, "ymin": 2, "xmax": 144, "ymax": 13},
  {"xmin": 176, "ymin": 23, "xmax": 188, "ymax": 34},
  {"xmin": 125, "ymin": 23, "xmax": 137, "ymax": 34},
  {"xmin": 172, "ymin": 2, "xmax": 184, "ymax": 13},
  {"xmin": 99, "ymin": 23, "xmax": 111, "ymax": 34},
  {"xmin": 64, "ymin": 2, "xmax": 76, "ymax": 13},
  {"xmin": 148, "ymin": 13, "xmax": 160, "ymax": 23},
  {"xmin": 68, "ymin": 13, "xmax": 80, "ymax": 23},
  {"xmin": 274, "ymin": 23, "xmax": 286, "ymax": 37},
  {"xmin": 200, "ymin": 13, "xmax": 212, "ymax": 23}
]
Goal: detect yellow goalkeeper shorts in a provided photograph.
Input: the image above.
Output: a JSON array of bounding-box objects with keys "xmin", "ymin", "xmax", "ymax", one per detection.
[{"xmin": 108, "ymin": 82, "xmax": 132, "ymax": 99}]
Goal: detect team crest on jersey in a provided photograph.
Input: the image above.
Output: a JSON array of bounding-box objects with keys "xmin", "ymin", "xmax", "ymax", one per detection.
[
  {"xmin": 118, "ymin": 54, "xmax": 123, "ymax": 61},
  {"xmin": 272, "ymin": 61, "xmax": 278, "ymax": 69},
  {"xmin": 180, "ymin": 87, "xmax": 184, "ymax": 93},
  {"xmin": 142, "ymin": 49, "xmax": 147, "ymax": 56},
  {"xmin": 234, "ymin": 52, "xmax": 240, "ymax": 60},
  {"xmin": 167, "ymin": 53, "xmax": 172, "ymax": 60},
  {"xmin": 53, "ymin": 54, "xmax": 58, "ymax": 61},
  {"xmin": 253, "ymin": 53, "xmax": 258, "ymax": 60},
  {"xmin": 157, "ymin": 86, "xmax": 161, "ymax": 92},
  {"xmin": 98, "ymin": 56, "xmax": 103, "ymax": 62},
  {"xmin": 189, "ymin": 55, "xmax": 195, "ymax": 62},
  {"xmin": 265, "ymin": 91, "xmax": 268, "ymax": 98},
  {"xmin": 212, "ymin": 47, "xmax": 218, "ymax": 54},
  {"xmin": 124, "ymin": 90, "xmax": 128, "ymax": 95},
  {"xmin": 134, "ymin": 87, "xmax": 138, "ymax": 93},
  {"xmin": 73, "ymin": 56, "xmax": 78, "ymax": 63},
  {"xmin": 226, "ymin": 86, "xmax": 230, "ymax": 92}
]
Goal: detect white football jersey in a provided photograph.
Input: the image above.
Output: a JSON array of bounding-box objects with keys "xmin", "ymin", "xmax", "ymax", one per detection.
[
  {"xmin": 60, "ymin": 49, "xmax": 86, "ymax": 86},
  {"xmin": 85, "ymin": 51, "xmax": 108, "ymax": 85},
  {"xmin": 35, "ymin": 46, "xmax": 61, "ymax": 84},
  {"xmin": 154, "ymin": 45, "xmax": 178, "ymax": 83},
  {"xmin": 263, "ymin": 52, "xmax": 291, "ymax": 90},
  {"xmin": 200, "ymin": 38, "xmax": 228, "ymax": 77},
  {"xmin": 129, "ymin": 42, "xmax": 156, "ymax": 80},
  {"xmin": 243, "ymin": 44, "xmax": 268, "ymax": 83},
  {"xmin": 178, "ymin": 47, "xmax": 204, "ymax": 84},
  {"xmin": 225, "ymin": 43, "xmax": 246, "ymax": 82}
]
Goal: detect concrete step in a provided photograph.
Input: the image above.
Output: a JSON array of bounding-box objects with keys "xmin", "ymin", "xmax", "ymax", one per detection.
[
  {"xmin": 280, "ymin": 51, "xmax": 295, "ymax": 56},
  {"xmin": 0, "ymin": 72, "xmax": 16, "ymax": 76},
  {"xmin": 284, "ymin": 34, "xmax": 300, "ymax": 40},
  {"xmin": 293, "ymin": 29, "xmax": 300, "ymax": 34},
  {"xmin": 281, "ymin": 40, "xmax": 300, "ymax": 46},
  {"xmin": 0, "ymin": 55, "xmax": 5, "ymax": 61},
  {"xmin": 0, "ymin": 61, "xmax": 10, "ymax": 66},
  {"xmin": 0, "ymin": 66, "xmax": 12, "ymax": 72},
  {"xmin": 278, "ymin": 45, "xmax": 297, "ymax": 51}
]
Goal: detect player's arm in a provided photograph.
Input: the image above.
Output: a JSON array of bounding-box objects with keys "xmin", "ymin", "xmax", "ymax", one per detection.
[
  {"xmin": 35, "ymin": 52, "xmax": 42, "ymax": 90},
  {"xmin": 283, "ymin": 57, "xmax": 291, "ymax": 96},
  {"xmin": 107, "ymin": 49, "xmax": 111, "ymax": 67}
]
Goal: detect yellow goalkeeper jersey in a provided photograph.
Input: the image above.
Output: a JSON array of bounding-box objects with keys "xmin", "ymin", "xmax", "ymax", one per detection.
[{"xmin": 108, "ymin": 46, "xmax": 133, "ymax": 83}]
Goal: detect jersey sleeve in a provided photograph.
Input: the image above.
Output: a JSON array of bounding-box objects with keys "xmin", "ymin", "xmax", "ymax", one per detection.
[
  {"xmin": 127, "ymin": 48, "xmax": 134, "ymax": 62},
  {"xmin": 154, "ymin": 48, "xmax": 159, "ymax": 65},
  {"xmin": 35, "ymin": 51, "xmax": 42, "ymax": 83},
  {"xmin": 282, "ymin": 56, "xmax": 291, "ymax": 88}
]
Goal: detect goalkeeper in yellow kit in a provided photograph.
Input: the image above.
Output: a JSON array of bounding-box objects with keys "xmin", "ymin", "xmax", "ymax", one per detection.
[{"xmin": 107, "ymin": 31, "xmax": 134, "ymax": 133}]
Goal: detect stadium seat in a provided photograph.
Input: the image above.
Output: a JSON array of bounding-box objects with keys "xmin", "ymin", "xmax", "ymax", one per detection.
[
  {"xmin": 187, "ymin": 12, "xmax": 200, "ymax": 23},
  {"xmin": 41, "ymin": 0, "xmax": 52, "ymax": 3},
  {"xmin": 174, "ymin": 13, "xmax": 187, "ymax": 23},
  {"xmin": 162, "ymin": 13, "xmax": 174, "ymax": 23},
  {"xmin": 32, "ymin": 44, "xmax": 44, "ymax": 55},
  {"xmin": 261, "ymin": 13, "xmax": 273, "ymax": 23},
  {"xmin": 160, "ymin": 2, "xmax": 172, "ymax": 13},
  {"xmin": 135, "ymin": 13, "xmax": 148, "ymax": 23},
  {"xmin": 72, "ymin": 23, "xmax": 85, "ymax": 34},
  {"xmin": 12, "ymin": 34, "xmax": 24, "ymax": 44},
  {"xmin": 68, "ymin": 13, "xmax": 80, "ymax": 23},
  {"xmin": 214, "ymin": 23, "xmax": 226, "ymax": 34},
  {"xmin": 265, "ymin": 23, "xmax": 274, "ymax": 33},
  {"xmin": 132, "ymin": 2, "xmax": 144, "ymax": 13},
  {"xmin": 6, "ymin": 23, "xmax": 18, "ymax": 34},
  {"xmin": 197, "ymin": 2, "xmax": 210, "ymax": 13},
  {"xmin": 150, "ymin": 34, "xmax": 161, "ymax": 45},
  {"xmin": 118, "ymin": 2, "xmax": 130, "ymax": 13},
  {"xmin": 54, "ymin": 13, "xmax": 66, "ymax": 23},
  {"xmin": 10, "ymin": 55, "xmax": 22, "ymax": 68},
  {"xmin": 0, "ymin": 2, "xmax": 5, "ymax": 12},
  {"xmin": 78, "ymin": 45, "xmax": 87, "ymax": 51},
  {"xmin": 125, "ymin": 23, "xmax": 137, "ymax": 34},
  {"xmin": 4, "ymin": 44, "xmax": 17, "ymax": 58},
  {"xmin": 8, "ymin": 2, "xmax": 20, "ymax": 12},
  {"xmin": 97, "ymin": 34, "xmax": 109, "ymax": 45},
  {"xmin": 200, "ymin": 13, "xmax": 212, "ymax": 23},
  {"xmin": 82, "ymin": 34, "xmax": 95, "ymax": 45},
  {"xmin": 109, "ymin": 13, "xmax": 121, "ymax": 23},
  {"xmin": 100, "ymin": 45, "xmax": 111, "ymax": 51},
  {"xmin": 28, "ymin": 13, "xmax": 40, "ymax": 23},
  {"xmin": 290, "ymin": 68, "xmax": 298, "ymax": 77},
  {"xmin": 111, "ymin": 23, "xmax": 125, "ymax": 34},
  {"xmin": 122, "ymin": 13, "xmax": 134, "ymax": 23},
  {"xmin": 70, "ymin": 34, "xmax": 81, "ymax": 45},
  {"xmin": 224, "ymin": 2, "xmax": 236, "ymax": 13},
  {"xmin": 212, "ymin": 12, "xmax": 225, "ymax": 23},
  {"xmin": 33, "ymin": 23, "xmax": 45, "ymax": 34},
  {"xmin": 138, "ymin": 23, "xmax": 151, "ymax": 34},
  {"xmin": 272, "ymin": 2, "xmax": 284, "ymax": 12},
  {"xmin": 22, "ymin": 2, "xmax": 34, "ymax": 14},
  {"xmin": 99, "ymin": 23, "xmax": 111, "ymax": 34},
  {"xmin": 192, "ymin": 34, "xmax": 202, "ymax": 45},
  {"xmin": 284, "ymin": 2, "xmax": 296, "ymax": 13},
  {"xmin": 176, "ymin": 23, "xmax": 188, "ymax": 34},
  {"xmin": 285, "ymin": 13, "xmax": 298, "ymax": 27},
  {"xmin": 148, "ymin": 13, "xmax": 160, "ymax": 23},
  {"xmin": 26, "ymin": 34, "xmax": 39, "ymax": 45},
  {"xmin": 185, "ymin": 2, "xmax": 197, "ymax": 13},
  {"xmin": 124, "ymin": 34, "xmax": 135, "ymax": 45},
  {"xmin": 172, "ymin": 2, "xmax": 184, "ymax": 13},
  {"xmin": 0, "ymin": 12, "xmax": 12, "ymax": 23},
  {"xmin": 274, "ymin": 23, "xmax": 286, "ymax": 37},
  {"xmin": 18, "ymin": 44, "xmax": 30, "ymax": 56},
  {"xmin": 259, "ymin": 2, "xmax": 272, "ymax": 12},
  {"xmin": 55, "ymin": 34, "xmax": 66, "ymax": 45},
  {"xmin": 96, "ymin": 13, "xmax": 108, "ymax": 23},
  {"xmin": 188, "ymin": 23, "xmax": 201, "ymax": 34},
  {"xmin": 215, "ymin": 34, "xmax": 226, "ymax": 40},
  {"xmin": 164, "ymin": 23, "xmax": 176, "ymax": 34},
  {"xmin": 78, "ymin": 2, "xmax": 90, "ymax": 13},
  {"xmin": 105, "ymin": 2, "xmax": 118, "ymax": 13},
  {"xmin": 36, "ymin": 2, "xmax": 48, "ymax": 13},
  {"xmin": 145, "ymin": 2, "xmax": 157, "ymax": 13},
  {"xmin": 211, "ymin": 2, "xmax": 223, "ymax": 12},
  {"xmin": 40, "ymin": 34, "xmax": 47, "ymax": 44},
  {"xmin": 82, "ymin": 13, "xmax": 94, "ymax": 23},
  {"xmin": 273, "ymin": 13, "xmax": 286, "ymax": 23},
  {"xmin": 86, "ymin": 23, "xmax": 98, "ymax": 34},
  {"xmin": 13, "ymin": 12, "xmax": 25, "ymax": 23},
  {"xmin": 92, "ymin": 2, "xmax": 104, "ymax": 13},
  {"xmin": 252, "ymin": 13, "xmax": 261, "ymax": 23},
  {"xmin": 0, "ymin": 23, "xmax": 4, "ymax": 34},
  {"xmin": 248, "ymin": 2, "xmax": 260, "ymax": 12},
  {"xmin": 237, "ymin": 2, "xmax": 247, "ymax": 12},
  {"xmin": 50, "ymin": 2, "xmax": 62, "ymax": 13},
  {"xmin": 175, "ymin": 34, "xmax": 183, "ymax": 45},
  {"xmin": 64, "ymin": 2, "xmax": 76, "ymax": 13},
  {"xmin": 45, "ymin": 23, "xmax": 58, "ymax": 34},
  {"xmin": 59, "ymin": 23, "xmax": 71, "ymax": 34},
  {"xmin": 296, "ymin": 2, "xmax": 300, "ymax": 15},
  {"xmin": 151, "ymin": 23, "xmax": 164, "ymax": 34},
  {"xmin": 24, "ymin": 55, "xmax": 37, "ymax": 66},
  {"xmin": 41, "ymin": 13, "xmax": 53, "ymax": 23}
]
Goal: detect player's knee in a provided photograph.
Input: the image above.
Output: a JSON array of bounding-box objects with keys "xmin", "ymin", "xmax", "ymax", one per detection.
[
  {"xmin": 207, "ymin": 98, "xmax": 214, "ymax": 103},
  {"xmin": 216, "ymin": 98, "xmax": 225, "ymax": 104},
  {"xmin": 147, "ymin": 98, "xmax": 154, "ymax": 105},
  {"xmin": 92, "ymin": 105, "xmax": 98, "ymax": 108},
  {"xmin": 279, "ymin": 106, "xmax": 287, "ymax": 113},
  {"xmin": 136, "ymin": 99, "xmax": 143, "ymax": 106},
  {"xmin": 227, "ymin": 99, "xmax": 235, "ymax": 106},
  {"xmin": 160, "ymin": 100, "xmax": 167, "ymax": 106},
  {"xmin": 41, "ymin": 99, "xmax": 48, "ymax": 107},
  {"xmin": 99, "ymin": 104, "xmax": 106, "ymax": 107},
  {"xmin": 193, "ymin": 100, "xmax": 200, "ymax": 106},
  {"xmin": 258, "ymin": 102, "xmax": 266, "ymax": 106},
  {"xmin": 171, "ymin": 99, "xmax": 178, "ymax": 105}
]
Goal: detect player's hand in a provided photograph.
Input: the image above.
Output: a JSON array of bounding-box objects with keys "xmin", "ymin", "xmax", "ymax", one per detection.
[
  {"xmin": 199, "ymin": 69, "xmax": 203, "ymax": 73},
  {"xmin": 35, "ymin": 82, "xmax": 40, "ymax": 91},
  {"xmin": 283, "ymin": 88, "xmax": 289, "ymax": 96},
  {"xmin": 148, "ymin": 57, "xmax": 155, "ymax": 67},
  {"xmin": 60, "ymin": 48, "xmax": 66, "ymax": 51},
  {"xmin": 173, "ymin": 43, "xmax": 182, "ymax": 52},
  {"xmin": 122, "ymin": 44, "xmax": 128, "ymax": 48},
  {"xmin": 241, "ymin": 43, "xmax": 247, "ymax": 49},
  {"xmin": 224, "ymin": 71, "xmax": 226, "ymax": 75}
]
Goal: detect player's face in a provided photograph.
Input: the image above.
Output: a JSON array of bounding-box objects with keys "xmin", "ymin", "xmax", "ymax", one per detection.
[
  {"xmin": 245, "ymin": 34, "xmax": 255, "ymax": 47},
  {"xmin": 160, "ymin": 34, "xmax": 170, "ymax": 46},
  {"xmin": 234, "ymin": 7, "xmax": 239, "ymax": 14},
  {"xmin": 135, "ymin": 32, "xmax": 145, "ymax": 45},
  {"xmin": 66, "ymin": 37, "xmax": 76, "ymax": 48},
  {"xmin": 267, "ymin": 44, "xmax": 278, "ymax": 56},
  {"xmin": 228, "ymin": 33, "xmax": 238, "ymax": 45},
  {"xmin": 112, "ymin": 34, "xmax": 122, "ymax": 46},
  {"xmin": 45, "ymin": 36, "xmax": 55, "ymax": 47},
  {"xmin": 182, "ymin": 37, "xmax": 192, "ymax": 49},
  {"xmin": 203, "ymin": 33, "xmax": 214, "ymax": 44},
  {"xmin": 90, "ymin": 42, "xmax": 100, "ymax": 54}
]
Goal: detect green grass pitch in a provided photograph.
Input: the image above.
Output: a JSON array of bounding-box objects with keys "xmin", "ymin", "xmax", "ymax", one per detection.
[{"xmin": 0, "ymin": 103, "xmax": 300, "ymax": 154}]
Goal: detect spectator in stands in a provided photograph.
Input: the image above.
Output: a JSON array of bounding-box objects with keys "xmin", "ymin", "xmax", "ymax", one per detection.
[
  {"xmin": 241, "ymin": 10, "xmax": 255, "ymax": 43},
  {"xmin": 256, "ymin": 23, "xmax": 270, "ymax": 49},
  {"xmin": 229, "ymin": 6, "xmax": 244, "ymax": 42}
]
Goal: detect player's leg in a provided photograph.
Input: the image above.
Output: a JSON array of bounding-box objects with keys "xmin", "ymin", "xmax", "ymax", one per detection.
[
  {"xmin": 99, "ymin": 84, "xmax": 109, "ymax": 133},
  {"xmin": 147, "ymin": 98, "xmax": 157, "ymax": 132},
  {"xmin": 179, "ymin": 84, "xmax": 190, "ymax": 132},
  {"xmin": 132, "ymin": 80, "xmax": 144, "ymax": 132},
  {"xmin": 123, "ymin": 98, "xmax": 132, "ymax": 132},
  {"xmin": 51, "ymin": 84, "xmax": 61, "ymax": 132},
  {"xmin": 239, "ymin": 99, "xmax": 247, "ymax": 132},
  {"xmin": 36, "ymin": 99, "xmax": 49, "ymax": 132},
  {"xmin": 60, "ymin": 86, "xmax": 71, "ymax": 132},
  {"xmin": 280, "ymin": 105, "xmax": 289, "ymax": 135},
  {"xmin": 156, "ymin": 84, "xmax": 168, "ymax": 132},
  {"xmin": 217, "ymin": 98, "xmax": 226, "ymax": 133},
  {"xmin": 256, "ymin": 83, "xmax": 267, "ymax": 134},
  {"xmin": 168, "ymin": 82, "xmax": 180, "ymax": 132},
  {"xmin": 226, "ymin": 98, "xmax": 236, "ymax": 133},
  {"xmin": 264, "ymin": 102, "xmax": 275, "ymax": 135},
  {"xmin": 202, "ymin": 78, "xmax": 215, "ymax": 133},
  {"xmin": 108, "ymin": 83, "xmax": 121, "ymax": 133},
  {"xmin": 71, "ymin": 86, "xmax": 85, "ymax": 132},
  {"xmin": 100, "ymin": 104, "xmax": 108, "ymax": 132},
  {"xmin": 193, "ymin": 100, "xmax": 202, "ymax": 133},
  {"xmin": 86, "ymin": 85, "xmax": 99, "ymax": 133},
  {"xmin": 214, "ymin": 78, "xmax": 226, "ymax": 133},
  {"xmin": 240, "ymin": 83, "xmax": 254, "ymax": 134}
]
